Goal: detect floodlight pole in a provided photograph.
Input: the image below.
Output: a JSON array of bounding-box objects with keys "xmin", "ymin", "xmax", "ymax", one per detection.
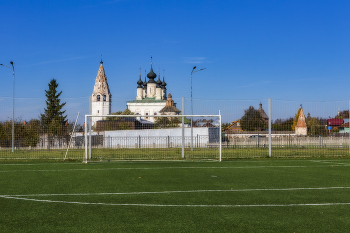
[
  {"xmin": 191, "ymin": 67, "xmax": 206, "ymax": 151},
  {"xmin": 1, "ymin": 62, "xmax": 15, "ymax": 153}
]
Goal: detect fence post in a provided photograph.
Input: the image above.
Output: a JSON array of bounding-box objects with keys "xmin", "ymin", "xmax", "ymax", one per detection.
[
  {"xmin": 182, "ymin": 97, "xmax": 185, "ymax": 158},
  {"xmin": 268, "ymin": 98, "xmax": 271, "ymax": 157},
  {"xmin": 139, "ymin": 135, "xmax": 141, "ymax": 149},
  {"xmin": 89, "ymin": 96, "xmax": 92, "ymax": 159}
]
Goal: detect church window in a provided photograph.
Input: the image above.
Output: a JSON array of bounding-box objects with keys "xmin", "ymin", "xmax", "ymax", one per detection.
[
  {"xmin": 97, "ymin": 110, "xmax": 99, "ymax": 113},
  {"xmin": 97, "ymin": 95, "xmax": 100, "ymax": 101},
  {"xmin": 145, "ymin": 112, "xmax": 149, "ymax": 119},
  {"xmin": 154, "ymin": 112, "xmax": 157, "ymax": 115},
  {"xmin": 103, "ymin": 95, "xmax": 106, "ymax": 101}
]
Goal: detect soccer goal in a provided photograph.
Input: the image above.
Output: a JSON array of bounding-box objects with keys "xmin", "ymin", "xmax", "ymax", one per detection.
[{"xmin": 84, "ymin": 114, "xmax": 222, "ymax": 162}]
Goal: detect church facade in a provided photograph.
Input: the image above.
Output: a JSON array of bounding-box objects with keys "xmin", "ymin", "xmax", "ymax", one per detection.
[
  {"xmin": 126, "ymin": 56, "xmax": 180, "ymax": 122},
  {"xmin": 90, "ymin": 56, "xmax": 180, "ymax": 125}
]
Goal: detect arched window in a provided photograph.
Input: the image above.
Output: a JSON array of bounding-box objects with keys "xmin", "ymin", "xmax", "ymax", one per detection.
[
  {"xmin": 103, "ymin": 95, "xmax": 106, "ymax": 101},
  {"xmin": 97, "ymin": 95, "xmax": 100, "ymax": 101}
]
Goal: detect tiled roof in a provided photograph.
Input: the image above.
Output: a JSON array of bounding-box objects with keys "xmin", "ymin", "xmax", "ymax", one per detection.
[
  {"xmin": 159, "ymin": 106, "xmax": 181, "ymax": 113},
  {"xmin": 328, "ymin": 119, "xmax": 344, "ymax": 126}
]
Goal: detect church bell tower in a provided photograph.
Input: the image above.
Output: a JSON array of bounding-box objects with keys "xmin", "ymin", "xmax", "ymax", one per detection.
[{"xmin": 91, "ymin": 58, "xmax": 111, "ymax": 126}]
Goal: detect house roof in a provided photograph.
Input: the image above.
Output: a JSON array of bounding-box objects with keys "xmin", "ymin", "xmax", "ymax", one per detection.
[
  {"xmin": 328, "ymin": 119, "xmax": 343, "ymax": 126},
  {"xmin": 223, "ymin": 120, "xmax": 243, "ymax": 133},
  {"xmin": 258, "ymin": 104, "xmax": 268, "ymax": 120},
  {"xmin": 159, "ymin": 106, "xmax": 181, "ymax": 113}
]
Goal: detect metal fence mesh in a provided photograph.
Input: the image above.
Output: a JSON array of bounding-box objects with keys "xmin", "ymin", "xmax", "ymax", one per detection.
[{"xmin": 0, "ymin": 96, "xmax": 349, "ymax": 160}]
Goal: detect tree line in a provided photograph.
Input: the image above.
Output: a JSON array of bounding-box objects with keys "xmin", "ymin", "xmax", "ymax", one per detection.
[
  {"xmin": 0, "ymin": 79, "xmax": 77, "ymax": 148},
  {"xmin": 223, "ymin": 106, "xmax": 338, "ymax": 136}
]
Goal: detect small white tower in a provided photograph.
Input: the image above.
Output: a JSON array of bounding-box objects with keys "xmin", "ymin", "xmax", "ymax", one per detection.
[
  {"xmin": 295, "ymin": 106, "xmax": 308, "ymax": 136},
  {"xmin": 91, "ymin": 58, "xmax": 111, "ymax": 126}
]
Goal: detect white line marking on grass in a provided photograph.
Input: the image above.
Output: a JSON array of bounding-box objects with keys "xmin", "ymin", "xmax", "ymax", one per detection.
[
  {"xmin": 310, "ymin": 160, "xmax": 350, "ymax": 165},
  {"xmin": 1, "ymin": 195, "xmax": 350, "ymax": 208},
  {"xmin": 3, "ymin": 186, "xmax": 350, "ymax": 197}
]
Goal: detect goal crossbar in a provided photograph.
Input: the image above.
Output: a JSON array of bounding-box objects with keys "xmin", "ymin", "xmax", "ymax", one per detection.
[{"xmin": 84, "ymin": 114, "xmax": 222, "ymax": 162}]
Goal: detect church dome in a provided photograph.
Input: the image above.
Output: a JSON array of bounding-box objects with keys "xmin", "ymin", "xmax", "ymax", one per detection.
[
  {"xmin": 147, "ymin": 67, "xmax": 157, "ymax": 80},
  {"xmin": 156, "ymin": 76, "xmax": 162, "ymax": 87},
  {"xmin": 137, "ymin": 77, "xmax": 143, "ymax": 88},
  {"xmin": 147, "ymin": 55, "xmax": 157, "ymax": 82},
  {"xmin": 161, "ymin": 76, "xmax": 167, "ymax": 89}
]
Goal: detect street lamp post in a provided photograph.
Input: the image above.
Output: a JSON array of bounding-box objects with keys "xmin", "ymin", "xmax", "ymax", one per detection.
[
  {"xmin": 0, "ymin": 62, "xmax": 15, "ymax": 152},
  {"xmin": 191, "ymin": 66, "xmax": 206, "ymax": 151}
]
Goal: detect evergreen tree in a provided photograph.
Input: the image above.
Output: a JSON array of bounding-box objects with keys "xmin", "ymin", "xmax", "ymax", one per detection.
[{"xmin": 41, "ymin": 79, "xmax": 67, "ymax": 132}]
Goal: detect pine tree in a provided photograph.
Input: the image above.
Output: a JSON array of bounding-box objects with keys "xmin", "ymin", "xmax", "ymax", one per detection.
[{"xmin": 41, "ymin": 79, "xmax": 67, "ymax": 132}]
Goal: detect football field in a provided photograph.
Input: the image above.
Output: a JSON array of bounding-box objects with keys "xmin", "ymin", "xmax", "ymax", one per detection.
[{"xmin": 1, "ymin": 158, "xmax": 350, "ymax": 232}]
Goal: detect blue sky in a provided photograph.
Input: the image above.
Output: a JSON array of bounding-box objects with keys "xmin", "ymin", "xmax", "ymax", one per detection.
[{"xmin": 0, "ymin": 0, "xmax": 349, "ymax": 122}]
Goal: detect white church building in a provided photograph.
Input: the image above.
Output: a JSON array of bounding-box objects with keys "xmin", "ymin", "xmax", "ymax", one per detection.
[
  {"xmin": 90, "ymin": 56, "xmax": 180, "ymax": 126},
  {"xmin": 126, "ymin": 56, "xmax": 180, "ymax": 122}
]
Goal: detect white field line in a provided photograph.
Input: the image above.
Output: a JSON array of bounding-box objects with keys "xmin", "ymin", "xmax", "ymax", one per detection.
[
  {"xmin": 2, "ymin": 187, "xmax": 350, "ymax": 207},
  {"xmin": 2, "ymin": 186, "xmax": 350, "ymax": 197},
  {"xmin": 310, "ymin": 160, "xmax": 350, "ymax": 165},
  {"xmin": 1, "ymin": 164, "xmax": 350, "ymax": 172},
  {"xmin": 2, "ymin": 195, "xmax": 350, "ymax": 208}
]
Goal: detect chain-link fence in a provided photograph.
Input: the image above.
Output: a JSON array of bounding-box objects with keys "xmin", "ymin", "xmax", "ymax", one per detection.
[{"xmin": 0, "ymin": 97, "xmax": 349, "ymax": 160}]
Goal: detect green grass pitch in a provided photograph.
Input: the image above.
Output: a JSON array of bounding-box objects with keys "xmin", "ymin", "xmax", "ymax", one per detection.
[{"xmin": 1, "ymin": 158, "xmax": 350, "ymax": 232}]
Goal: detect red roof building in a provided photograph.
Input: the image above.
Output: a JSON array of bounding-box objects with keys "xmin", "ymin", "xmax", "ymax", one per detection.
[{"xmin": 327, "ymin": 119, "xmax": 343, "ymax": 126}]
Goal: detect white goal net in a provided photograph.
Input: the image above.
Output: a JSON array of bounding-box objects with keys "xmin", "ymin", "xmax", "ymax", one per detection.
[{"xmin": 84, "ymin": 114, "xmax": 222, "ymax": 162}]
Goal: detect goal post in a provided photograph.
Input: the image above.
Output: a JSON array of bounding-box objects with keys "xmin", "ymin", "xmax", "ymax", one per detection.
[{"xmin": 84, "ymin": 114, "xmax": 222, "ymax": 162}]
